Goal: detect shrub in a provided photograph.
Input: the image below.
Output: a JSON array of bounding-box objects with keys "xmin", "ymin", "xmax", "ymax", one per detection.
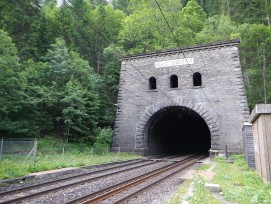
[{"xmin": 93, "ymin": 127, "xmax": 113, "ymax": 148}]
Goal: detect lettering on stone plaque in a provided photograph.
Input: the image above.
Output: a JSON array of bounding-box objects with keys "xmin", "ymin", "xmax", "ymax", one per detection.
[{"xmin": 155, "ymin": 57, "xmax": 194, "ymax": 68}]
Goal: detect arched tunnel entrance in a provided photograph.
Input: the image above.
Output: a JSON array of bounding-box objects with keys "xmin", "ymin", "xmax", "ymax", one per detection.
[{"xmin": 147, "ymin": 106, "xmax": 211, "ymax": 155}]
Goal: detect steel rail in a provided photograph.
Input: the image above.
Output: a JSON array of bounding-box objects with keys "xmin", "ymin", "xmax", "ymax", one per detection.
[
  {"xmin": 0, "ymin": 159, "xmax": 144, "ymax": 197},
  {"xmin": 0, "ymin": 160, "xmax": 158, "ymax": 204},
  {"xmin": 65, "ymin": 154, "xmax": 202, "ymax": 204},
  {"xmin": 112, "ymin": 155, "xmax": 207, "ymax": 204},
  {"xmin": 149, "ymin": 154, "xmax": 197, "ymax": 162}
]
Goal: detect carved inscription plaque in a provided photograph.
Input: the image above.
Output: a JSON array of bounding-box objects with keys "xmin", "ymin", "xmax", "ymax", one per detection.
[{"xmin": 155, "ymin": 57, "xmax": 194, "ymax": 68}]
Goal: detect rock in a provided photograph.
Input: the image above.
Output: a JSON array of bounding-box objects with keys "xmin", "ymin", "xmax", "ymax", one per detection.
[{"xmin": 204, "ymin": 183, "xmax": 221, "ymax": 193}]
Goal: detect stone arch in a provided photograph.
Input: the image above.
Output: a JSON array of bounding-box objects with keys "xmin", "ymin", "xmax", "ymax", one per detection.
[{"xmin": 135, "ymin": 100, "xmax": 220, "ymax": 152}]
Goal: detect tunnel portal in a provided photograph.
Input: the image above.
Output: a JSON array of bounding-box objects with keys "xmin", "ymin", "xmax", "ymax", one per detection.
[
  {"xmin": 147, "ymin": 106, "xmax": 211, "ymax": 155},
  {"xmin": 113, "ymin": 41, "xmax": 250, "ymax": 155}
]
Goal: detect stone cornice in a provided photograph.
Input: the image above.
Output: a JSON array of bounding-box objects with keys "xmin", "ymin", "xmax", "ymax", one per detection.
[{"xmin": 121, "ymin": 39, "xmax": 240, "ymax": 61}]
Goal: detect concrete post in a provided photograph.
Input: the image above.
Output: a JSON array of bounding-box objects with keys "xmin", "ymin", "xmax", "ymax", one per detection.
[
  {"xmin": 249, "ymin": 104, "xmax": 271, "ymax": 183},
  {"xmin": 33, "ymin": 138, "xmax": 38, "ymax": 165}
]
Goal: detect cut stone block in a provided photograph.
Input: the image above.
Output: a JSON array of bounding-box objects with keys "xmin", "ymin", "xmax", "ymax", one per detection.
[{"xmin": 205, "ymin": 183, "xmax": 221, "ymax": 193}]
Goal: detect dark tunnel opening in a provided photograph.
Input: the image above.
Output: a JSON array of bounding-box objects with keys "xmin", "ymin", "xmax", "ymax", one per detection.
[{"xmin": 147, "ymin": 106, "xmax": 211, "ymax": 155}]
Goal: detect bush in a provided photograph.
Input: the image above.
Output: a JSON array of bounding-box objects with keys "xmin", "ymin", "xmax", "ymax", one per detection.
[
  {"xmin": 38, "ymin": 136, "xmax": 91, "ymax": 154},
  {"xmin": 93, "ymin": 127, "xmax": 113, "ymax": 148}
]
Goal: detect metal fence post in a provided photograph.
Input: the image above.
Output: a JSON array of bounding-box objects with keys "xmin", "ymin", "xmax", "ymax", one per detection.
[
  {"xmin": 0, "ymin": 137, "xmax": 3, "ymax": 162},
  {"xmin": 62, "ymin": 147, "xmax": 65, "ymax": 158},
  {"xmin": 33, "ymin": 138, "xmax": 38, "ymax": 165}
]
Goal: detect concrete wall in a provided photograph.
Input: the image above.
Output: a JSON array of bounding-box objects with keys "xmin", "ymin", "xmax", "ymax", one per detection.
[
  {"xmin": 249, "ymin": 104, "xmax": 271, "ymax": 183},
  {"xmin": 113, "ymin": 40, "xmax": 250, "ymax": 155}
]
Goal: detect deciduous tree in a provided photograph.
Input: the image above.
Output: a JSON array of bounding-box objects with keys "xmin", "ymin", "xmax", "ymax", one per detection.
[{"xmin": 0, "ymin": 30, "xmax": 27, "ymax": 136}]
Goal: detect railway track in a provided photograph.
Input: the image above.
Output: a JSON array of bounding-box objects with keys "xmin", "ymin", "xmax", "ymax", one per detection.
[
  {"xmin": 66, "ymin": 154, "xmax": 205, "ymax": 204},
  {"xmin": 0, "ymin": 159, "xmax": 156, "ymax": 203},
  {"xmin": 0, "ymin": 155, "xmax": 205, "ymax": 204},
  {"xmin": 0, "ymin": 159, "xmax": 143, "ymax": 197}
]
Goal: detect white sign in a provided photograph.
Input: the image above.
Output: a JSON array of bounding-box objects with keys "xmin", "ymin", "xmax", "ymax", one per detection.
[{"xmin": 155, "ymin": 57, "xmax": 194, "ymax": 68}]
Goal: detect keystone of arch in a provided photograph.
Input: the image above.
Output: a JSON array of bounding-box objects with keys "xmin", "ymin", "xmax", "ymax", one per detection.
[{"xmin": 135, "ymin": 100, "xmax": 220, "ymax": 150}]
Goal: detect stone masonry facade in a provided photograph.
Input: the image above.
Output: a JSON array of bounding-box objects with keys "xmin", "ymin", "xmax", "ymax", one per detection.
[{"xmin": 112, "ymin": 40, "xmax": 250, "ymax": 155}]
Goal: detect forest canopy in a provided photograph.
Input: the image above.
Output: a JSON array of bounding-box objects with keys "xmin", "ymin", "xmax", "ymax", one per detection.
[{"xmin": 0, "ymin": 0, "xmax": 270, "ymax": 143}]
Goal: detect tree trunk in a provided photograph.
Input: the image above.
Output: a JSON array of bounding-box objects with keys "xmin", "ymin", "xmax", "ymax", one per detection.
[
  {"xmin": 262, "ymin": 46, "xmax": 267, "ymax": 104},
  {"xmin": 258, "ymin": 42, "xmax": 267, "ymax": 104},
  {"xmin": 264, "ymin": 0, "xmax": 270, "ymax": 25}
]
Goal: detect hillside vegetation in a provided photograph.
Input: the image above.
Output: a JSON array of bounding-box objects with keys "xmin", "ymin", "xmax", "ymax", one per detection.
[{"xmin": 0, "ymin": 0, "xmax": 270, "ymax": 142}]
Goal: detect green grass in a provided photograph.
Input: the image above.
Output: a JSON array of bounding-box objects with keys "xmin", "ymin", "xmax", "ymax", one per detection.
[
  {"xmin": 213, "ymin": 155, "xmax": 271, "ymax": 203},
  {"xmin": 167, "ymin": 155, "xmax": 271, "ymax": 204},
  {"xmin": 165, "ymin": 180, "xmax": 192, "ymax": 204},
  {"xmin": 197, "ymin": 163, "xmax": 212, "ymax": 171},
  {"xmin": 165, "ymin": 177, "xmax": 222, "ymax": 204},
  {"xmin": 189, "ymin": 177, "xmax": 223, "ymax": 204},
  {"xmin": 0, "ymin": 153, "xmax": 139, "ymax": 180},
  {"xmin": 0, "ymin": 137, "xmax": 141, "ymax": 180},
  {"xmin": 166, "ymin": 162, "xmax": 221, "ymax": 204}
]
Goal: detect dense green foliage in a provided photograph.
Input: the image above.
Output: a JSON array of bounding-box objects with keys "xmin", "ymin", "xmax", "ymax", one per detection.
[{"xmin": 0, "ymin": 0, "xmax": 270, "ymax": 141}]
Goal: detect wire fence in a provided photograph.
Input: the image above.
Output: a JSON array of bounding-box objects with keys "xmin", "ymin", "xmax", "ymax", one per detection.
[
  {"xmin": 58, "ymin": 146, "xmax": 112, "ymax": 156},
  {"xmin": 90, "ymin": 147, "xmax": 109, "ymax": 155},
  {"xmin": 93, "ymin": 147, "xmax": 122, "ymax": 156},
  {"xmin": 0, "ymin": 138, "xmax": 37, "ymax": 165},
  {"xmin": 0, "ymin": 138, "xmax": 128, "ymax": 166}
]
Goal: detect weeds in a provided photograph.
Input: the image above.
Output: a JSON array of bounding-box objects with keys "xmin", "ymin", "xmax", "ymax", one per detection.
[
  {"xmin": 189, "ymin": 177, "xmax": 223, "ymax": 204},
  {"xmin": 197, "ymin": 163, "xmax": 212, "ymax": 171},
  {"xmin": 0, "ymin": 137, "xmax": 140, "ymax": 180},
  {"xmin": 165, "ymin": 180, "xmax": 192, "ymax": 204},
  {"xmin": 213, "ymin": 155, "xmax": 271, "ymax": 203},
  {"xmin": 165, "ymin": 177, "xmax": 222, "ymax": 204},
  {"xmin": 167, "ymin": 155, "xmax": 271, "ymax": 204}
]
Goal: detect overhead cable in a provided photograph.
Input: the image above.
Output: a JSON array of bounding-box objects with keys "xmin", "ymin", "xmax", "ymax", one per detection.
[{"xmin": 153, "ymin": 0, "xmax": 218, "ymax": 114}]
